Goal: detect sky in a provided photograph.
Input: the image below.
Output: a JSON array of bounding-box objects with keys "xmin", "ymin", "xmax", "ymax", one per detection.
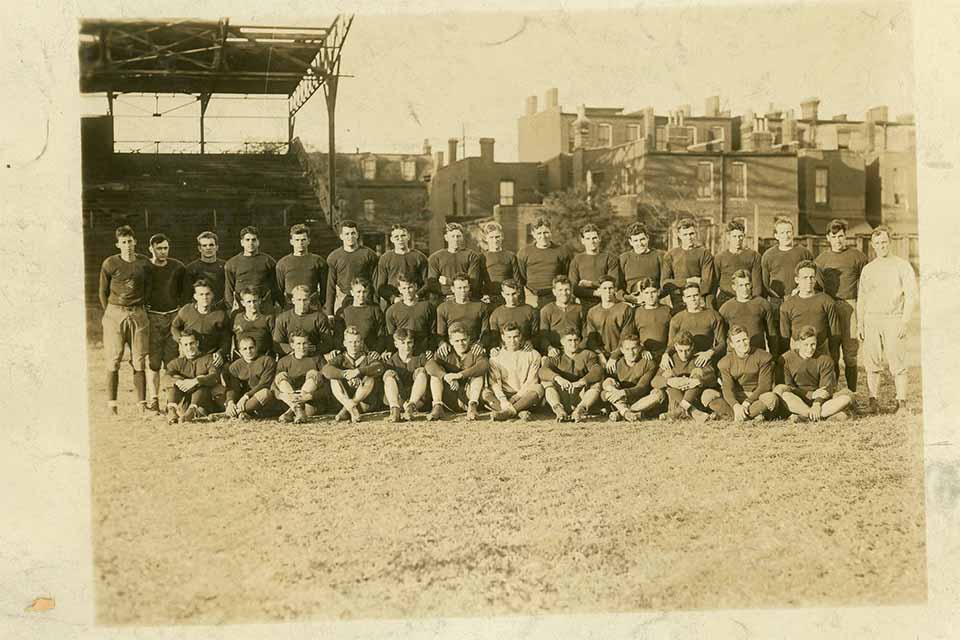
[{"xmin": 81, "ymin": 2, "xmax": 914, "ymax": 161}]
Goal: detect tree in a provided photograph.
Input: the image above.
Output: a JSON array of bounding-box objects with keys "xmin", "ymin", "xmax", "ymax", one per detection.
[{"xmin": 539, "ymin": 187, "xmax": 630, "ymax": 255}]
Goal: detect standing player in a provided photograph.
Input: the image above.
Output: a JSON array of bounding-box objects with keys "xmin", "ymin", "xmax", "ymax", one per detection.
[
  {"xmin": 424, "ymin": 322, "xmax": 489, "ymax": 421},
  {"xmin": 385, "ymin": 273, "xmax": 437, "ymax": 354},
  {"xmin": 651, "ymin": 330, "xmax": 718, "ymax": 422},
  {"xmin": 479, "ymin": 221, "xmax": 522, "ymax": 308},
  {"xmin": 381, "ymin": 329, "xmax": 432, "ymax": 422},
  {"xmin": 619, "ymin": 222, "xmax": 664, "ymax": 304},
  {"xmin": 662, "ymin": 218, "xmax": 716, "ymax": 311},
  {"xmin": 224, "ymin": 335, "xmax": 279, "ymax": 421},
  {"xmin": 666, "ymin": 283, "xmax": 727, "ymax": 367},
  {"xmin": 630, "ymin": 278, "xmax": 673, "ymax": 363},
  {"xmin": 486, "ymin": 279, "xmax": 539, "ymax": 351},
  {"xmin": 483, "ymin": 323, "xmax": 545, "ymax": 422},
  {"xmin": 857, "ymin": 226, "xmax": 919, "ymax": 415},
  {"xmin": 761, "ymin": 217, "xmax": 815, "ymax": 348},
  {"xmin": 273, "ymin": 285, "xmax": 336, "ymax": 357},
  {"xmin": 99, "ymin": 225, "xmax": 152, "ymax": 415},
  {"xmin": 774, "ymin": 326, "xmax": 853, "ymax": 422},
  {"xmin": 231, "ymin": 286, "xmax": 276, "ymax": 358},
  {"xmin": 334, "ymin": 277, "xmax": 387, "ymax": 353},
  {"xmin": 536, "ymin": 276, "xmax": 586, "ymax": 356},
  {"xmin": 779, "ymin": 260, "xmax": 840, "ymax": 360},
  {"xmin": 718, "ymin": 269, "xmax": 777, "ymax": 355},
  {"xmin": 325, "ymin": 219, "xmax": 379, "ymax": 317},
  {"xmin": 539, "ymin": 329, "xmax": 603, "ymax": 422},
  {"xmin": 184, "ymin": 231, "xmax": 226, "ymax": 306},
  {"xmin": 144, "ymin": 233, "xmax": 185, "ymax": 413},
  {"xmin": 322, "ymin": 326, "xmax": 387, "ymax": 423},
  {"xmin": 171, "ymin": 279, "xmax": 231, "ymax": 368},
  {"xmin": 600, "ymin": 334, "xmax": 664, "ymax": 422},
  {"xmin": 274, "ymin": 331, "xmax": 327, "ymax": 423},
  {"xmin": 517, "ymin": 217, "xmax": 573, "ymax": 308},
  {"xmin": 373, "ymin": 223, "xmax": 429, "ymax": 306},
  {"xmin": 569, "ymin": 223, "xmax": 622, "ymax": 306},
  {"xmin": 427, "ymin": 222, "xmax": 484, "ymax": 301},
  {"xmin": 815, "ymin": 219, "xmax": 869, "ymax": 391},
  {"xmin": 435, "ymin": 274, "xmax": 489, "ymax": 356},
  {"xmin": 710, "ymin": 325, "xmax": 781, "ymax": 422},
  {"xmin": 164, "ymin": 330, "xmax": 223, "ymax": 424},
  {"xmin": 714, "ymin": 220, "xmax": 762, "ymax": 307},
  {"xmin": 276, "ymin": 223, "xmax": 327, "ymax": 309},
  {"xmin": 585, "ymin": 275, "xmax": 636, "ymax": 371},
  {"xmin": 224, "ymin": 226, "xmax": 280, "ymax": 312}
]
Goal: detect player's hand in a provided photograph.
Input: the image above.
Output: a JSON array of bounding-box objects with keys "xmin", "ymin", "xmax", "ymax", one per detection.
[
  {"xmin": 809, "ymin": 402, "xmax": 823, "ymax": 421},
  {"xmin": 898, "ymin": 321, "xmax": 909, "ymax": 339},
  {"xmin": 605, "ymin": 357, "xmax": 618, "ymax": 374},
  {"xmin": 694, "ymin": 350, "xmax": 713, "ymax": 368},
  {"xmin": 344, "ymin": 368, "xmax": 361, "ymax": 380},
  {"xmin": 443, "ymin": 373, "xmax": 460, "ymax": 390},
  {"xmin": 733, "ymin": 403, "xmax": 747, "ymax": 422},
  {"xmin": 489, "ymin": 347, "xmax": 501, "ymax": 358},
  {"xmin": 642, "ymin": 350, "xmax": 653, "ymax": 361},
  {"xmin": 857, "ymin": 326, "xmax": 865, "ymax": 342},
  {"xmin": 380, "ymin": 350, "xmax": 394, "ymax": 360},
  {"xmin": 436, "ymin": 342, "xmax": 451, "ymax": 357},
  {"xmin": 212, "ymin": 353, "xmax": 224, "ymax": 367},
  {"xmin": 472, "ymin": 343, "xmax": 486, "ymax": 356},
  {"xmin": 348, "ymin": 377, "xmax": 361, "ymax": 389},
  {"xmin": 660, "ymin": 352, "xmax": 674, "ymax": 370},
  {"xmin": 547, "ymin": 346, "xmax": 560, "ymax": 357},
  {"xmin": 555, "ymin": 376, "xmax": 572, "ymax": 391}
]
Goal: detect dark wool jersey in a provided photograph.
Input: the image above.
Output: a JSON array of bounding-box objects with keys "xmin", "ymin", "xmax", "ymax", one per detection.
[
  {"xmin": 385, "ymin": 300, "xmax": 437, "ymax": 350},
  {"xmin": 610, "ymin": 358, "xmax": 658, "ymax": 393},
  {"xmin": 488, "ymin": 304, "xmax": 539, "ymax": 347},
  {"xmin": 224, "ymin": 252, "xmax": 279, "ymax": 306},
  {"xmin": 518, "ymin": 243, "xmax": 574, "ymax": 292},
  {"xmin": 652, "ymin": 356, "xmax": 717, "ymax": 389},
  {"xmin": 539, "ymin": 350, "xmax": 603, "ymax": 384},
  {"xmin": 99, "ymin": 254, "xmax": 152, "ymax": 308},
  {"xmin": 481, "ymin": 250, "xmax": 521, "ymax": 298},
  {"xmin": 537, "ymin": 302, "xmax": 586, "ymax": 351},
  {"xmin": 335, "ymin": 304, "xmax": 387, "ymax": 351},
  {"xmin": 276, "ymin": 253, "xmax": 327, "ymax": 302},
  {"xmin": 780, "ymin": 351, "xmax": 837, "ymax": 396},
  {"xmin": 383, "ymin": 352, "xmax": 432, "ymax": 387},
  {"xmin": 436, "ymin": 300, "xmax": 488, "ymax": 342},
  {"xmin": 325, "ymin": 247, "xmax": 379, "ymax": 314},
  {"xmin": 719, "ymin": 297, "xmax": 776, "ymax": 351},
  {"xmin": 171, "ymin": 303, "xmax": 231, "ymax": 359},
  {"xmin": 276, "ymin": 354, "xmax": 325, "ymax": 389},
  {"xmin": 668, "ymin": 308, "xmax": 726, "ymax": 354},
  {"xmin": 632, "ymin": 305, "xmax": 672, "ymax": 358},
  {"xmin": 569, "ymin": 252, "xmax": 623, "ymax": 302},
  {"xmin": 184, "ymin": 258, "xmax": 226, "ymax": 305},
  {"xmin": 761, "ymin": 245, "xmax": 814, "ymax": 300},
  {"xmin": 226, "ymin": 355, "xmax": 276, "ymax": 400},
  {"xmin": 714, "ymin": 249, "xmax": 763, "ymax": 297},
  {"xmin": 425, "ymin": 350, "xmax": 489, "ymax": 379},
  {"xmin": 373, "ymin": 250, "xmax": 429, "ymax": 302},
  {"xmin": 779, "ymin": 293, "xmax": 839, "ymax": 348},
  {"xmin": 427, "ymin": 249, "xmax": 484, "ymax": 298},
  {"xmin": 585, "ymin": 302, "xmax": 636, "ymax": 355},
  {"xmin": 815, "ymin": 247, "xmax": 869, "ymax": 300},
  {"xmin": 718, "ymin": 349, "xmax": 775, "ymax": 404},
  {"xmin": 231, "ymin": 311, "xmax": 275, "ymax": 357},
  {"xmin": 322, "ymin": 351, "xmax": 386, "ymax": 379},
  {"xmin": 619, "ymin": 249, "xmax": 664, "ymax": 292},
  {"xmin": 146, "ymin": 259, "xmax": 186, "ymax": 312},
  {"xmin": 166, "ymin": 353, "xmax": 221, "ymax": 385},
  {"xmin": 272, "ymin": 309, "xmax": 335, "ymax": 355},
  {"xmin": 663, "ymin": 246, "xmax": 715, "ymax": 298}
]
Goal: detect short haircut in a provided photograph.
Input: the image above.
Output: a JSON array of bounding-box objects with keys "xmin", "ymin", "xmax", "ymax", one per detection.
[
  {"xmin": 444, "ymin": 222, "xmax": 464, "ymax": 233},
  {"xmin": 350, "ymin": 276, "xmax": 371, "ymax": 289},
  {"xmin": 291, "ymin": 284, "xmax": 312, "ymax": 297},
  {"xmin": 500, "ymin": 321, "xmax": 522, "ymax": 335},
  {"xmin": 635, "ymin": 277, "xmax": 656, "ymax": 292},
  {"xmin": 597, "ymin": 274, "xmax": 617, "ymax": 287},
  {"xmin": 732, "ymin": 269, "xmax": 751, "ymax": 282},
  {"xmin": 619, "ymin": 333, "xmax": 640, "ymax": 347},
  {"xmin": 580, "ymin": 223, "xmax": 599, "ymax": 236},
  {"xmin": 552, "ymin": 275, "xmax": 572, "ymax": 288},
  {"xmin": 238, "ymin": 286, "xmax": 259, "ymax": 299},
  {"xmin": 560, "ymin": 328, "xmax": 581, "ymax": 341},
  {"xmin": 149, "ymin": 233, "xmax": 169, "ymax": 247},
  {"xmin": 533, "ymin": 217, "xmax": 551, "ymax": 230},
  {"xmin": 178, "ymin": 329, "xmax": 200, "ymax": 342},
  {"xmin": 871, "ymin": 225, "xmax": 892, "ymax": 241},
  {"xmin": 240, "ymin": 225, "xmax": 259, "ymax": 239},
  {"xmin": 451, "ymin": 272, "xmax": 471, "ymax": 286},
  {"xmin": 390, "ymin": 223, "xmax": 408, "ymax": 233},
  {"xmin": 826, "ymin": 219, "xmax": 848, "ymax": 235},
  {"xmin": 677, "ymin": 217, "xmax": 697, "ymax": 232},
  {"xmin": 340, "ymin": 219, "xmax": 359, "ymax": 232},
  {"xmin": 500, "ymin": 278, "xmax": 519, "ymax": 291},
  {"xmin": 447, "ymin": 322, "xmax": 469, "ymax": 339},
  {"xmin": 396, "ymin": 272, "xmax": 417, "ymax": 285},
  {"xmin": 196, "ymin": 231, "xmax": 218, "ymax": 245},
  {"xmin": 393, "ymin": 329, "xmax": 414, "ymax": 342},
  {"xmin": 627, "ymin": 222, "xmax": 648, "ymax": 237},
  {"xmin": 795, "ymin": 259, "xmax": 817, "ymax": 276},
  {"xmin": 797, "ymin": 325, "xmax": 818, "ymax": 341},
  {"xmin": 484, "ymin": 221, "xmax": 503, "ymax": 234},
  {"xmin": 682, "ymin": 282, "xmax": 701, "ymax": 295},
  {"xmin": 115, "ymin": 225, "xmax": 135, "ymax": 240},
  {"xmin": 288, "ymin": 328, "xmax": 311, "ymax": 342},
  {"xmin": 726, "ymin": 220, "xmax": 745, "ymax": 233},
  {"xmin": 343, "ymin": 325, "xmax": 361, "ymax": 338},
  {"xmin": 192, "ymin": 278, "xmax": 213, "ymax": 292},
  {"xmin": 289, "ymin": 223, "xmax": 310, "ymax": 237},
  {"xmin": 237, "ymin": 334, "xmax": 258, "ymax": 349},
  {"xmin": 673, "ymin": 330, "xmax": 695, "ymax": 347},
  {"xmin": 728, "ymin": 324, "xmax": 749, "ymax": 339},
  {"xmin": 773, "ymin": 216, "xmax": 794, "ymax": 229}
]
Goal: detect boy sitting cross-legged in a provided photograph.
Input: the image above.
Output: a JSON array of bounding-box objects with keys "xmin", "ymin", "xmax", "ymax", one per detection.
[
  {"xmin": 600, "ymin": 333, "xmax": 664, "ymax": 422},
  {"xmin": 774, "ymin": 325, "xmax": 853, "ymax": 422},
  {"xmin": 322, "ymin": 325, "xmax": 387, "ymax": 423},
  {"xmin": 273, "ymin": 330, "xmax": 327, "ymax": 424},
  {"xmin": 482, "ymin": 322, "xmax": 545, "ymax": 422},
  {"xmin": 382, "ymin": 329, "xmax": 433, "ymax": 422},
  {"xmin": 165, "ymin": 330, "xmax": 224, "ymax": 424},
  {"xmin": 651, "ymin": 329, "xmax": 718, "ymax": 422},
  {"xmin": 424, "ymin": 322, "xmax": 488, "ymax": 421},
  {"xmin": 539, "ymin": 329, "xmax": 603, "ymax": 422},
  {"xmin": 224, "ymin": 334, "xmax": 279, "ymax": 421},
  {"xmin": 711, "ymin": 324, "xmax": 782, "ymax": 422}
]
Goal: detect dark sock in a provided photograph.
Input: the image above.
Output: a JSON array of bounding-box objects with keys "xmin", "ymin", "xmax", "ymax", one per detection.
[
  {"xmin": 133, "ymin": 370, "xmax": 146, "ymax": 402},
  {"xmin": 107, "ymin": 371, "xmax": 120, "ymax": 401},
  {"xmin": 845, "ymin": 366, "xmax": 858, "ymax": 392}
]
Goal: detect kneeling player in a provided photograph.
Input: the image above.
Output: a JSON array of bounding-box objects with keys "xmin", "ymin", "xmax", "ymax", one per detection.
[
  {"xmin": 274, "ymin": 330, "xmax": 327, "ymax": 423},
  {"xmin": 539, "ymin": 329, "xmax": 603, "ymax": 422},
  {"xmin": 424, "ymin": 322, "xmax": 488, "ymax": 421},
  {"xmin": 710, "ymin": 325, "xmax": 781, "ymax": 422},
  {"xmin": 165, "ymin": 330, "xmax": 224, "ymax": 424},
  {"xmin": 651, "ymin": 330, "xmax": 718, "ymax": 422},
  {"xmin": 775, "ymin": 326, "xmax": 853, "ymax": 422},
  {"xmin": 225, "ymin": 335, "xmax": 278, "ymax": 420},
  {"xmin": 483, "ymin": 322, "xmax": 545, "ymax": 421},
  {"xmin": 322, "ymin": 326, "xmax": 386, "ymax": 423},
  {"xmin": 383, "ymin": 329, "xmax": 432, "ymax": 422},
  {"xmin": 600, "ymin": 334, "xmax": 664, "ymax": 422}
]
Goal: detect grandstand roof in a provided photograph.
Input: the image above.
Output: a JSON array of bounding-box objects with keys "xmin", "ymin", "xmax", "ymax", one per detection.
[{"xmin": 79, "ymin": 18, "xmax": 341, "ymax": 95}]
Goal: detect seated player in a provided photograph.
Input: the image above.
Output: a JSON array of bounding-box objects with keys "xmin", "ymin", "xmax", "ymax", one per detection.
[
  {"xmin": 486, "ymin": 279, "xmax": 539, "ymax": 351},
  {"xmin": 536, "ymin": 275, "xmax": 586, "ymax": 357},
  {"xmin": 665, "ymin": 282, "xmax": 726, "ymax": 368},
  {"xmin": 231, "ymin": 286, "xmax": 275, "ymax": 358},
  {"xmin": 780, "ymin": 260, "xmax": 840, "ymax": 360},
  {"xmin": 435, "ymin": 273, "xmax": 488, "ymax": 357},
  {"xmin": 382, "ymin": 329, "xmax": 433, "ymax": 422},
  {"xmin": 651, "ymin": 330, "xmax": 718, "ymax": 422},
  {"xmin": 274, "ymin": 330, "xmax": 327, "ymax": 423},
  {"xmin": 273, "ymin": 284, "xmax": 336, "ymax": 357},
  {"xmin": 711, "ymin": 325, "xmax": 781, "ymax": 422},
  {"xmin": 631, "ymin": 277, "xmax": 673, "ymax": 362},
  {"xmin": 224, "ymin": 335, "xmax": 278, "ymax": 420},
  {"xmin": 322, "ymin": 326, "xmax": 387, "ymax": 423},
  {"xmin": 483, "ymin": 323, "xmax": 545, "ymax": 422},
  {"xmin": 171, "ymin": 278, "xmax": 232, "ymax": 367},
  {"xmin": 585, "ymin": 275, "xmax": 636, "ymax": 372},
  {"xmin": 164, "ymin": 330, "xmax": 224, "ymax": 424},
  {"xmin": 718, "ymin": 269, "xmax": 777, "ymax": 356},
  {"xmin": 385, "ymin": 272, "xmax": 437, "ymax": 354},
  {"xmin": 774, "ymin": 326, "xmax": 853, "ymax": 422},
  {"xmin": 335, "ymin": 277, "xmax": 387, "ymax": 353},
  {"xmin": 424, "ymin": 322, "xmax": 488, "ymax": 421},
  {"xmin": 600, "ymin": 334, "xmax": 664, "ymax": 422},
  {"xmin": 539, "ymin": 329, "xmax": 603, "ymax": 422}
]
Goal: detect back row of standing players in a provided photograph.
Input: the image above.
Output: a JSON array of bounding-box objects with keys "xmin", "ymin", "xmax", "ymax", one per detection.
[{"xmin": 98, "ymin": 214, "xmax": 917, "ymax": 421}]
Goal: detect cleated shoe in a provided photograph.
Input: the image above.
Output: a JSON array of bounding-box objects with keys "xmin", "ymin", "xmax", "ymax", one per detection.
[
  {"xmin": 828, "ymin": 411, "xmax": 849, "ymax": 422},
  {"xmin": 608, "ymin": 410, "xmax": 621, "ymax": 423},
  {"xmin": 335, "ymin": 408, "xmax": 351, "ymax": 422},
  {"xmin": 278, "ymin": 409, "xmax": 295, "ymax": 423},
  {"xmin": 180, "ymin": 406, "xmax": 197, "ymax": 423},
  {"xmin": 551, "ymin": 405, "xmax": 569, "ymax": 423},
  {"xmin": 867, "ymin": 397, "xmax": 881, "ymax": 415},
  {"xmin": 465, "ymin": 402, "xmax": 479, "ymax": 421},
  {"xmin": 146, "ymin": 399, "xmax": 161, "ymax": 414},
  {"xmin": 389, "ymin": 407, "xmax": 403, "ymax": 423},
  {"xmin": 402, "ymin": 402, "xmax": 418, "ymax": 422},
  {"xmin": 348, "ymin": 406, "xmax": 362, "ymax": 423},
  {"xmin": 292, "ymin": 405, "xmax": 307, "ymax": 424},
  {"xmin": 895, "ymin": 401, "xmax": 910, "ymax": 416},
  {"xmin": 570, "ymin": 407, "xmax": 586, "ymax": 423},
  {"xmin": 427, "ymin": 404, "xmax": 445, "ymax": 421},
  {"xmin": 518, "ymin": 410, "xmax": 532, "ymax": 422},
  {"xmin": 166, "ymin": 410, "xmax": 179, "ymax": 425}
]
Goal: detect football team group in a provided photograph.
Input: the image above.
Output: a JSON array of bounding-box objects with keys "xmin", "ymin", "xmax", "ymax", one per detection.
[{"xmin": 97, "ymin": 214, "xmax": 917, "ymax": 425}]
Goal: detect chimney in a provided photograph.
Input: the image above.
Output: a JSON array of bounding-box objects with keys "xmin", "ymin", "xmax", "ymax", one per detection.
[
  {"xmin": 867, "ymin": 105, "xmax": 889, "ymax": 122},
  {"xmin": 781, "ymin": 109, "xmax": 797, "ymax": 144},
  {"xmin": 479, "ymin": 137, "xmax": 495, "ymax": 163},
  {"xmin": 525, "ymin": 95, "xmax": 538, "ymax": 116},
  {"xmin": 740, "ymin": 111, "xmax": 756, "ymax": 151},
  {"xmin": 679, "ymin": 104, "xmax": 691, "ymax": 118},
  {"xmin": 642, "ymin": 106, "xmax": 656, "ymax": 148},
  {"xmin": 545, "ymin": 88, "xmax": 559, "ymax": 109},
  {"xmin": 832, "ymin": 114, "xmax": 847, "ymax": 122},
  {"xmin": 574, "ymin": 104, "xmax": 591, "ymax": 149},
  {"xmin": 705, "ymin": 96, "xmax": 720, "ymax": 117},
  {"xmin": 434, "ymin": 150, "xmax": 444, "ymax": 169},
  {"xmin": 447, "ymin": 138, "xmax": 458, "ymax": 164},
  {"xmin": 422, "ymin": 139, "xmax": 432, "ymax": 155},
  {"xmin": 800, "ymin": 97, "xmax": 820, "ymax": 121}
]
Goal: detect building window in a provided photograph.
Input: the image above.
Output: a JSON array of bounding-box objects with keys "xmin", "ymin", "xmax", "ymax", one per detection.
[
  {"xmin": 815, "ymin": 167, "xmax": 829, "ymax": 204},
  {"xmin": 892, "ymin": 167, "xmax": 906, "ymax": 206},
  {"xmin": 710, "ymin": 126, "xmax": 724, "ymax": 151},
  {"xmin": 363, "ymin": 157, "xmax": 377, "ymax": 180},
  {"xmin": 363, "ymin": 199, "xmax": 376, "ymax": 216},
  {"xmin": 401, "ymin": 159, "xmax": 416, "ymax": 181},
  {"xmin": 731, "ymin": 162, "xmax": 747, "ymax": 199},
  {"xmin": 597, "ymin": 124, "xmax": 613, "ymax": 148},
  {"xmin": 655, "ymin": 126, "xmax": 667, "ymax": 151},
  {"xmin": 587, "ymin": 170, "xmax": 605, "ymax": 193},
  {"xmin": 499, "ymin": 180, "xmax": 515, "ymax": 206},
  {"xmin": 697, "ymin": 162, "xmax": 713, "ymax": 199},
  {"xmin": 626, "ymin": 124, "xmax": 641, "ymax": 142}
]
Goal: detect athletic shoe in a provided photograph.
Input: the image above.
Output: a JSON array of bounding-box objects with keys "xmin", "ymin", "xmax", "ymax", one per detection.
[
  {"xmin": 551, "ymin": 405, "xmax": 568, "ymax": 423},
  {"xmin": 787, "ymin": 414, "xmax": 802, "ymax": 424},
  {"xmin": 867, "ymin": 397, "xmax": 881, "ymax": 415},
  {"xmin": 278, "ymin": 409, "xmax": 295, "ymax": 423},
  {"xmin": 348, "ymin": 406, "xmax": 362, "ymax": 423},
  {"xmin": 692, "ymin": 410, "xmax": 716, "ymax": 423},
  {"xmin": 108, "ymin": 402, "xmax": 119, "ymax": 417},
  {"xmin": 750, "ymin": 413, "xmax": 766, "ymax": 423},
  {"xmin": 402, "ymin": 402, "xmax": 418, "ymax": 422},
  {"xmin": 195, "ymin": 406, "xmax": 207, "ymax": 419},
  {"xmin": 335, "ymin": 408, "xmax": 351, "ymax": 422},
  {"xmin": 137, "ymin": 401, "xmax": 149, "ymax": 418},
  {"xmin": 166, "ymin": 410, "xmax": 179, "ymax": 425},
  {"xmin": 293, "ymin": 405, "xmax": 307, "ymax": 424},
  {"xmin": 608, "ymin": 410, "xmax": 621, "ymax": 423},
  {"xmin": 465, "ymin": 402, "xmax": 479, "ymax": 421},
  {"xmin": 491, "ymin": 409, "xmax": 515, "ymax": 422},
  {"xmin": 427, "ymin": 404, "xmax": 445, "ymax": 421},
  {"xmin": 146, "ymin": 399, "xmax": 161, "ymax": 413},
  {"xmin": 389, "ymin": 407, "xmax": 402, "ymax": 423},
  {"xmin": 570, "ymin": 407, "xmax": 586, "ymax": 423},
  {"xmin": 828, "ymin": 411, "xmax": 849, "ymax": 421},
  {"xmin": 622, "ymin": 410, "xmax": 639, "ymax": 423},
  {"xmin": 895, "ymin": 401, "xmax": 910, "ymax": 416},
  {"xmin": 237, "ymin": 412, "xmax": 251, "ymax": 422},
  {"xmin": 180, "ymin": 406, "xmax": 197, "ymax": 423},
  {"xmin": 518, "ymin": 410, "xmax": 532, "ymax": 422}
]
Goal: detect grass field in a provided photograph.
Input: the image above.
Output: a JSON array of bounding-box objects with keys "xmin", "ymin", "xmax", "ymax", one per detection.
[{"xmin": 87, "ymin": 346, "xmax": 927, "ymax": 625}]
